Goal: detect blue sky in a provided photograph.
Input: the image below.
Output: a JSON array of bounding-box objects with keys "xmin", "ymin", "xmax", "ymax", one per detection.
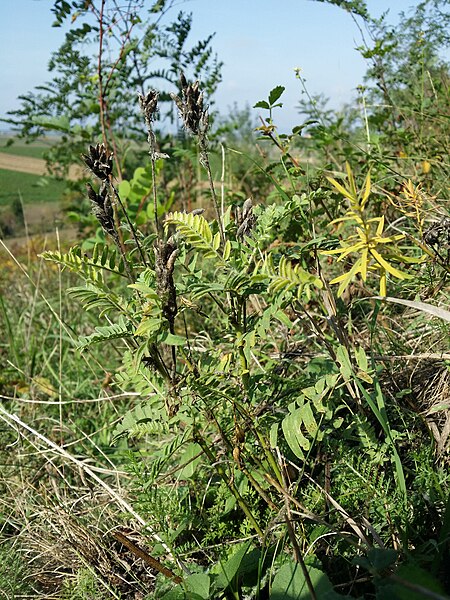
[{"xmin": 0, "ymin": 0, "xmax": 433, "ymax": 132}]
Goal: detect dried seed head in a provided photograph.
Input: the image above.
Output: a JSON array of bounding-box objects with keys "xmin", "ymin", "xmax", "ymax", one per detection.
[
  {"xmin": 170, "ymin": 72, "xmax": 209, "ymax": 136},
  {"xmin": 138, "ymin": 90, "xmax": 159, "ymax": 122},
  {"xmin": 154, "ymin": 237, "xmax": 179, "ymax": 324},
  {"xmin": 423, "ymin": 217, "xmax": 450, "ymax": 248},
  {"xmin": 86, "ymin": 183, "xmax": 116, "ymax": 238},
  {"xmin": 190, "ymin": 208, "xmax": 205, "ymax": 216},
  {"xmin": 82, "ymin": 143, "xmax": 113, "ymax": 181},
  {"xmin": 242, "ymin": 198, "xmax": 253, "ymax": 220},
  {"xmin": 237, "ymin": 198, "xmax": 256, "ymax": 241}
]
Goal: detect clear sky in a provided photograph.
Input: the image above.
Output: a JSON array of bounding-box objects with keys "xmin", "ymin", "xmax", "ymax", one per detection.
[{"xmin": 0, "ymin": 0, "xmax": 438, "ymax": 132}]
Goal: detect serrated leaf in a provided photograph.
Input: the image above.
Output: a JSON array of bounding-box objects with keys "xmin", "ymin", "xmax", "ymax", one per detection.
[
  {"xmin": 253, "ymin": 100, "xmax": 270, "ymax": 109},
  {"xmin": 269, "ymin": 85, "xmax": 285, "ymax": 105}
]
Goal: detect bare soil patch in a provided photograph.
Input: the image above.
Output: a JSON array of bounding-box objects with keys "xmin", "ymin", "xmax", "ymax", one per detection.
[
  {"xmin": 0, "ymin": 153, "xmax": 82, "ymax": 180},
  {"xmin": 0, "ymin": 153, "xmax": 47, "ymax": 176}
]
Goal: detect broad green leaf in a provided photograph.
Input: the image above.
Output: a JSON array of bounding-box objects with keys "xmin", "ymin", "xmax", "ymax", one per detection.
[
  {"xmin": 185, "ymin": 573, "xmax": 211, "ymax": 599},
  {"xmin": 270, "ymin": 561, "xmax": 344, "ymax": 599},
  {"xmin": 378, "ymin": 564, "xmax": 445, "ymax": 600},
  {"xmin": 301, "ymin": 403, "xmax": 318, "ymax": 437},
  {"xmin": 161, "ymin": 589, "xmax": 204, "ymax": 600},
  {"xmin": 159, "ymin": 332, "xmax": 187, "ymax": 346},
  {"xmin": 355, "ymin": 346, "xmax": 368, "ymax": 372},
  {"xmin": 270, "ymin": 422, "xmax": 279, "ymax": 448},
  {"xmin": 335, "ymin": 345, "xmax": 352, "ymax": 381},
  {"xmin": 253, "ymin": 100, "xmax": 270, "ymax": 109},
  {"xmin": 118, "ymin": 179, "xmax": 131, "ymax": 200},
  {"xmin": 282, "ymin": 409, "xmax": 310, "ymax": 459},
  {"xmin": 128, "ymin": 282, "xmax": 159, "ymax": 298},
  {"xmin": 134, "ymin": 318, "xmax": 161, "ymax": 337},
  {"xmin": 223, "ymin": 239, "xmax": 231, "ymax": 261},
  {"xmin": 212, "ymin": 231, "xmax": 221, "ymax": 251},
  {"xmin": 179, "ymin": 443, "xmax": 202, "ymax": 479},
  {"xmin": 215, "ymin": 542, "xmax": 252, "ymax": 589},
  {"xmin": 268, "ymin": 85, "xmax": 285, "ymax": 105}
]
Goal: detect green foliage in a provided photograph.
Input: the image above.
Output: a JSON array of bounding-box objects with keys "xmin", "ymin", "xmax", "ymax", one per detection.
[
  {"xmin": 165, "ymin": 210, "xmax": 225, "ymax": 260},
  {"xmin": 61, "ymin": 568, "xmax": 110, "ymax": 600},
  {"xmin": 0, "ymin": 542, "xmax": 33, "ymax": 597},
  {"xmin": 2, "ymin": 2, "xmax": 450, "ymax": 598},
  {"xmin": 40, "ymin": 244, "xmax": 127, "ymax": 283},
  {"xmin": 323, "ymin": 164, "xmax": 423, "ymax": 297},
  {"xmin": 0, "ymin": 168, "xmax": 66, "ymax": 206},
  {"xmin": 77, "ymin": 317, "xmax": 132, "ymax": 350},
  {"xmin": 3, "ymin": 0, "xmax": 223, "ymax": 184},
  {"xmin": 270, "ymin": 560, "xmax": 346, "ymax": 599}
]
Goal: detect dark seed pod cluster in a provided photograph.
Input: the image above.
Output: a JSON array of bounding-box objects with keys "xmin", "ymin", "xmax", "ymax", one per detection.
[
  {"xmin": 154, "ymin": 236, "xmax": 179, "ymax": 326},
  {"xmin": 82, "ymin": 143, "xmax": 113, "ymax": 181},
  {"xmin": 86, "ymin": 183, "xmax": 116, "ymax": 239},
  {"xmin": 170, "ymin": 72, "xmax": 209, "ymax": 136},
  {"xmin": 423, "ymin": 217, "xmax": 450, "ymax": 248},
  {"xmin": 138, "ymin": 90, "xmax": 159, "ymax": 124},
  {"xmin": 237, "ymin": 198, "xmax": 256, "ymax": 241}
]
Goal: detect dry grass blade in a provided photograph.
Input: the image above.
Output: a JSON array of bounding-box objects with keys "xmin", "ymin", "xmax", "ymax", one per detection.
[
  {"xmin": 0, "ymin": 404, "xmax": 176, "ymax": 563},
  {"xmin": 373, "ymin": 296, "xmax": 450, "ymax": 322}
]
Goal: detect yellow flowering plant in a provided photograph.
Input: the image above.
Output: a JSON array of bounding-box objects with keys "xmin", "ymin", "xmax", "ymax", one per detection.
[{"xmin": 323, "ymin": 163, "xmax": 424, "ymax": 297}]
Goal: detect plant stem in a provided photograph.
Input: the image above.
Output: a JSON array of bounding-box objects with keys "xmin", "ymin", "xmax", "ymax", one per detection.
[
  {"xmin": 111, "ymin": 184, "xmax": 147, "ymax": 267},
  {"xmin": 196, "ymin": 436, "xmax": 264, "ymax": 540},
  {"xmin": 199, "ymin": 136, "xmax": 225, "ymax": 245}
]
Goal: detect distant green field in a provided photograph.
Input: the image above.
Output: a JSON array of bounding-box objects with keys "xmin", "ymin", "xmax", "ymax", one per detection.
[
  {"xmin": 0, "ymin": 169, "xmax": 66, "ymax": 206},
  {"xmin": 0, "ymin": 137, "xmax": 54, "ymax": 160}
]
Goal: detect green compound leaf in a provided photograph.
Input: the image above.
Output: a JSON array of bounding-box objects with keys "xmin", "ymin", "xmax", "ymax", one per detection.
[{"xmin": 165, "ymin": 211, "xmax": 222, "ymax": 259}]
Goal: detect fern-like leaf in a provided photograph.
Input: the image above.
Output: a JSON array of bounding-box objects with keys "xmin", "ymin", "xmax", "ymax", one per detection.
[
  {"xmin": 262, "ymin": 255, "xmax": 323, "ymax": 299},
  {"xmin": 165, "ymin": 211, "xmax": 222, "ymax": 259},
  {"xmin": 77, "ymin": 317, "xmax": 132, "ymax": 349},
  {"xmin": 40, "ymin": 243, "xmax": 126, "ymax": 285},
  {"xmin": 68, "ymin": 284, "xmax": 126, "ymax": 316},
  {"xmin": 112, "ymin": 401, "xmax": 170, "ymax": 440}
]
